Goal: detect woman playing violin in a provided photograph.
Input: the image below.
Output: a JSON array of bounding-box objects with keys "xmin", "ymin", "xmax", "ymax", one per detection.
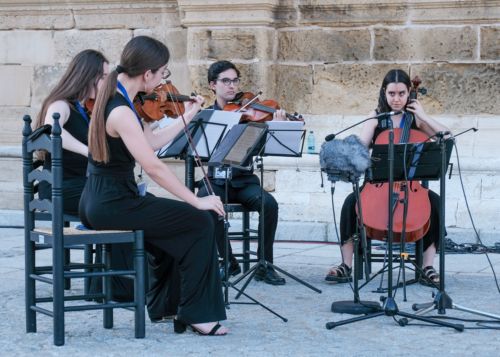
[
  {"xmin": 326, "ymin": 69, "xmax": 451, "ymax": 287},
  {"xmin": 79, "ymin": 36, "xmax": 228, "ymax": 336},
  {"xmin": 197, "ymin": 60, "xmax": 286, "ymax": 286},
  {"xmin": 34, "ymin": 49, "xmax": 109, "ymax": 216}
]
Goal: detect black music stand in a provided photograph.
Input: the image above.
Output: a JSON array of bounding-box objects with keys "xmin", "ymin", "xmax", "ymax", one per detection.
[
  {"xmin": 208, "ymin": 122, "xmax": 289, "ymax": 321},
  {"xmin": 230, "ymin": 122, "xmax": 322, "ymax": 302},
  {"xmin": 156, "ymin": 109, "xmax": 236, "ymax": 189},
  {"xmin": 403, "ymin": 135, "xmax": 500, "ymax": 325},
  {"xmin": 326, "ymin": 125, "xmax": 463, "ymax": 331}
]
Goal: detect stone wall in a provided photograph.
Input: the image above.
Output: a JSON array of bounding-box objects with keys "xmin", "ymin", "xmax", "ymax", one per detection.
[{"xmin": 0, "ymin": 0, "xmax": 499, "ymax": 243}]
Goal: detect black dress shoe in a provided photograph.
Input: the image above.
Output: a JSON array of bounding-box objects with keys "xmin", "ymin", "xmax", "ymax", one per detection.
[
  {"xmin": 219, "ymin": 261, "xmax": 241, "ymax": 281},
  {"xmin": 254, "ymin": 265, "xmax": 286, "ymax": 285}
]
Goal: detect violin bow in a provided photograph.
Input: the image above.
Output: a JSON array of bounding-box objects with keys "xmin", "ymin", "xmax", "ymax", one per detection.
[{"xmin": 164, "ymin": 86, "xmax": 216, "ymax": 197}]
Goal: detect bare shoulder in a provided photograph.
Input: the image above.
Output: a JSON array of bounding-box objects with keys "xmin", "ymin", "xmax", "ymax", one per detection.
[{"xmin": 45, "ymin": 100, "xmax": 71, "ymax": 123}]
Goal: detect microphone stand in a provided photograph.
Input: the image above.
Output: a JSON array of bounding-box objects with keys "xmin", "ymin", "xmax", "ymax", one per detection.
[
  {"xmin": 324, "ymin": 111, "xmax": 403, "ymax": 142},
  {"xmin": 326, "ymin": 118, "xmax": 464, "ymax": 331},
  {"xmin": 403, "ymin": 127, "xmax": 500, "ymax": 324}
]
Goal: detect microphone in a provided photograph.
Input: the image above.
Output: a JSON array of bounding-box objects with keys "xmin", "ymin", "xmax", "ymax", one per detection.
[
  {"xmin": 319, "ymin": 134, "xmax": 371, "ymax": 183},
  {"xmin": 324, "ymin": 111, "xmax": 403, "ymax": 141}
]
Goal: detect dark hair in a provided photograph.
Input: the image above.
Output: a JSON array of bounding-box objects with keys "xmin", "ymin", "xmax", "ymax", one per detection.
[
  {"xmin": 89, "ymin": 36, "xmax": 170, "ymax": 163},
  {"xmin": 207, "ymin": 60, "xmax": 240, "ymax": 83},
  {"xmin": 377, "ymin": 69, "xmax": 412, "ymax": 113},
  {"xmin": 35, "ymin": 49, "xmax": 108, "ymax": 131}
]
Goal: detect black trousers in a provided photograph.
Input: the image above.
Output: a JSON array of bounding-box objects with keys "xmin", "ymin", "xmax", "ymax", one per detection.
[
  {"xmin": 80, "ymin": 175, "xmax": 226, "ymax": 324},
  {"xmin": 340, "ymin": 189, "xmax": 441, "ymax": 251},
  {"xmin": 198, "ymin": 180, "xmax": 279, "ymax": 263}
]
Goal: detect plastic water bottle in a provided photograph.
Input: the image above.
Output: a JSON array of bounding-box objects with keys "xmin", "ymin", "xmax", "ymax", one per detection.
[{"xmin": 307, "ymin": 130, "xmax": 315, "ymax": 154}]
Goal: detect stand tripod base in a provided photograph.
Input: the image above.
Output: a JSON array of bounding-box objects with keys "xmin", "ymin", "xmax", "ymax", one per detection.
[{"xmin": 331, "ymin": 300, "xmax": 381, "ymax": 315}]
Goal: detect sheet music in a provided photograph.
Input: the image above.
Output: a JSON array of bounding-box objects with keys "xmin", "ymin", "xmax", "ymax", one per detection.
[
  {"xmin": 264, "ymin": 121, "xmax": 305, "ymax": 156},
  {"xmin": 225, "ymin": 125, "xmax": 263, "ymax": 164},
  {"xmin": 189, "ymin": 110, "xmax": 242, "ymax": 159}
]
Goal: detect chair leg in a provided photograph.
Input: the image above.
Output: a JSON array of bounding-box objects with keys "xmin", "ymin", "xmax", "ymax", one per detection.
[
  {"xmin": 134, "ymin": 231, "xmax": 145, "ymax": 339},
  {"xmin": 242, "ymin": 211, "xmax": 250, "ymax": 272},
  {"xmin": 63, "ymin": 221, "xmax": 71, "ymax": 290},
  {"xmin": 102, "ymin": 244, "xmax": 113, "ymax": 329},
  {"xmin": 83, "ymin": 244, "xmax": 93, "ymax": 298},
  {"xmin": 53, "ymin": 239, "xmax": 65, "ymax": 346},
  {"xmin": 64, "ymin": 248, "xmax": 71, "ymax": 290},
  {"xmin": 25, "ymin": 239, "xmax": 36, "ymax": 333}
]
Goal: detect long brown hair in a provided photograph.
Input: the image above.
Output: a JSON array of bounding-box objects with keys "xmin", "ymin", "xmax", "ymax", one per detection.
[
  {"xmin": 35, "ymin": 49, "xmax": 108, "ymax": 130},
  {"xmin": 89, "ymin": 36, "xmax": 170, "ymax": 163}
]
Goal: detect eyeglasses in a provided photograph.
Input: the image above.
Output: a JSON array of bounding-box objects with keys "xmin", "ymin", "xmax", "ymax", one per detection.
[
  {"xmin": 217, "ymin": 77, "xmax": 240, "ymax": 86},
  {"xmin": 162, "ymin": 68, "xmax": 171, "ymax": 80}
]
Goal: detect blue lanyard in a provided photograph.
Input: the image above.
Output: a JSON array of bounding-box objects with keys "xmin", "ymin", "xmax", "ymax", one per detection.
[
  {"xmin": 117, "ymin": 80, "xmax": 143, "ymax": 127},
  {"xmin": 74, "ymin": 101, "xmax": 90, "ymax": 125},
  {"xmin": 399, "ymin": 112, "xmax": 406, "ymax": 129}
]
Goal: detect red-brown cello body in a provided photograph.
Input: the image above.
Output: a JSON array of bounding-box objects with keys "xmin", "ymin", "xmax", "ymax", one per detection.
[{"xmin": 360, "ymin": 127, "xmax": 431, "ymax": 242}]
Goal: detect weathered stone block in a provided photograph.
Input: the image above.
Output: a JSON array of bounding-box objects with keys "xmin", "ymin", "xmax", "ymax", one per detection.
[
  {"xmin": 0, "ymin": 9, "xmax": 73, "ymax": 30},
  {"xmin": 277, "ymin": 29, "xmax": 370, "ymax": 62},
  {"xmin": 272, "ymin": 64, "xmax": 314, "ymax": 115},
  {"xmin": 299, "ymin": 1, "xmax": 408, "ymax": 27},
  {"xmin": 74, "ymin": 5, "xmax": 180, "ymax": 30},
  {"xmin": 0, "ymin": 107, "xmax": 35, "ymax": 145},
  {"xmin": 411, "ymin": 63, "xmax": 500, "ymax": 115},
  {"xmin": 31, "ymin": 65, "xmax": 66, "ymax": 111},
  {"xmin": 53, "ymin": 29, "xmax": 132, "ymax": 65},
  {"xmin": 0, "ymin": 31, "xmax": 55, "ymax": 64},
  {"xmin": 374, "ymin": 27, "xmax": 476, "ymax": 62},
  {"xmin": 0, "ymin": 65, "xmax": 32, "ymax": 106},
  {"xmin": 189, "ymin": 28, "xmax": 273, "ymax": 61},
  {"xmin": 409, "ymin": 0, "xmax": 500, "ymax": 25},
  {"xmin": 309, "ymin": 64, "xmax": 395, "ymax": 115},
  {"xmin": 481, "ymin": 26, "xmax": 500, "ymax": 60}
]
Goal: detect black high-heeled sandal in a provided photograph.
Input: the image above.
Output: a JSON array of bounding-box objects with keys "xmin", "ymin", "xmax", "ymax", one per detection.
[{"xmin": 174, "ymin": 319, "xmax": 227, "ymax": 336}]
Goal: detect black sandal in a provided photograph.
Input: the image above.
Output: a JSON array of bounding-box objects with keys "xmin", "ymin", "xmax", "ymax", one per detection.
[
  {"xmin": 420, "ymin": 266, "xmax": 440, "ymax": 287},
  {"xmin": 174, "ymin": 319, "xmax": 227, "ymax": 336},
  {"xmin": 325, "ymin": 263, "xmax": 352, "ymax": 283}
]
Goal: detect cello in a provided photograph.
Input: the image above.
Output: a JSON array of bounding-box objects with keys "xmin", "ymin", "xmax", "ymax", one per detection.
[{"xmin": 359, "ymin": 77, "xmax": 431, "ymax": 243}]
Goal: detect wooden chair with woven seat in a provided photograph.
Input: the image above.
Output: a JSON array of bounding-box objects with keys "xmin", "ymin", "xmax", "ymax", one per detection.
[{"xmin": 22, "ymin": 113, "xmax": 145, "ymax": 346}]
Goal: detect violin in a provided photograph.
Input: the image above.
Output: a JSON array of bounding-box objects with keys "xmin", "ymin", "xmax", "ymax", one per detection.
[
  {"xmin": 359, "ymin": 76, "xmax": 431, "ymax": 243},
  {"xmin": 134, "ymin": 81, "xmax": 194, "ymax": 122},
  {"xmin": 84, "ymin": 98, "xmax": 95, "ymax": 113},
  {"xmin": 223, "ymin": 91, "xmax": 303, "ymax": 122}
]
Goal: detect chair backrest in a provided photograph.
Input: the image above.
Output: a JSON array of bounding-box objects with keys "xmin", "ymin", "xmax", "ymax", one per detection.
[{"xmin": 22, "ymin": 113, "xmax": 64, "ymax": 239}]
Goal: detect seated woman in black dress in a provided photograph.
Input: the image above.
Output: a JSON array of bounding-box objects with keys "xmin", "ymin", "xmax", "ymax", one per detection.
[
  {"xmin": 325, "ymin": 69, "xmax": 451, "ymax": 287},
  {"xmin": 34, "ymin": 49, "xmax": 109, "ymax": 215},
  {"xmin": 79, "ymin": 36, "xmax": 228, "ymax": 336}
]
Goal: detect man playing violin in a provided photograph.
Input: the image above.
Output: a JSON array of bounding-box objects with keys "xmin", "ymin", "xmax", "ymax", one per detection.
[{"xmin": 197, "ymin": 60, "xmax": 286, "ymax": 285}]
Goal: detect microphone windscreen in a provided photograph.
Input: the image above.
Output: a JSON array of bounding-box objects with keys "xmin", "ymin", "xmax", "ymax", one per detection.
[{"xmin": 319, "ymin": 134, "xmax": 371, "ymax": 182}]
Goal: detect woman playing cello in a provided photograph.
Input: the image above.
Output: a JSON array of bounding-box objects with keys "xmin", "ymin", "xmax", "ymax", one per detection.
[{"xmin": 325, "ymin": 69, "xmax": 450, "ymax": 286}]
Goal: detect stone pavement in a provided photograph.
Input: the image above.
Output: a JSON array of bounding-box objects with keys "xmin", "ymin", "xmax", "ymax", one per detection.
[{"xmin": 1, "ymin": 227, "xmax": 499, "ymax": 356}]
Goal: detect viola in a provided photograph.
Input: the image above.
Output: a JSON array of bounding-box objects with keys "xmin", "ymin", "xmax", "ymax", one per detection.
[
  {"xmin": 359, "ymin": 76, "xmax": 431, "ymax": 243},
  {"xmin": 134, "ymin": 81, "xmax": 194, "ymax": 122},
  {"xmin": 223, "ymin": 91, "xmax": 303, "ymax": 122}
]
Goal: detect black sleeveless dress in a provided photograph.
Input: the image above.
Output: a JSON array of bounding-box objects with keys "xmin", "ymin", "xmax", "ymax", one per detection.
[
  {"xmin": 39, "ymin": 104, "xmax": 89, "ymax": 216},
  {"xmin": 79, "ymin": 93, "xmax": 226, "ymax": 324}
]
